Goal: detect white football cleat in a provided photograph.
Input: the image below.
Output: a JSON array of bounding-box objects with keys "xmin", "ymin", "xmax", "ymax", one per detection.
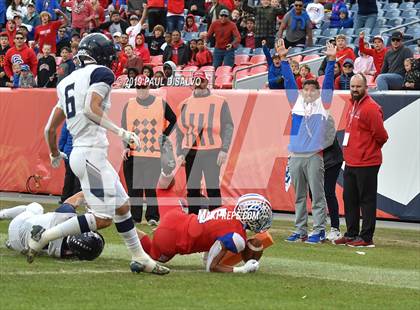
[
  {"xmin": 326, "ymin": 227, "xmax": 342, "ymax": 242},
  {"xmin": 130, "ymin": 258, "xmax": 170, "ymax": 275},
  {"xmin": 26, "ymin": 225, "xmax": 48, "ymax": 263}
]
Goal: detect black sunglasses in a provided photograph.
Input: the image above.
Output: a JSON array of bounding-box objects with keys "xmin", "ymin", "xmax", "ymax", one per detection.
[
  {"xmin": 391, "ymin": 38, "xmax": 401, "ymax": 42},
  {"xmin": 343, "ymin": 65, "xmax": 353, "ymax": 68},
  {"xmin": 15, "ymin": 37, "xmax": 24, "ymax": 40},
  {"xmin": 295, "ymin": 4, "xmax": 303, "ymax": 7}
]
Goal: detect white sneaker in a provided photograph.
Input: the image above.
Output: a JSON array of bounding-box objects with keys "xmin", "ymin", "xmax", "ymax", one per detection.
[
  {"xmin": 326, "ymin": 228, "xmax": 342, "ymax": 241},
  {"xmin": 130, "ymin": 257, "xmax": 170, "ymax": 275},
  {"xmin": 147, "ymin": 219, "xmax": 159, "ymax": 227}
]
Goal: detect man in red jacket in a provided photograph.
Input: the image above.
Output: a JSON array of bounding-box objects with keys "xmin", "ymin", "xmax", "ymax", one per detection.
[
  {"xmin": 334, "ymin": 74, "xmax": 388, "ymax": 248},
  {"xmin": 207, "ymin": 9, "xmax": 241, "ymax": 68},
  {"xmin": 358, "ymin": 32, "xmax": 386, "ymax": 78},
  {"xmin": 4, "ymin": 32, "xmax": 38, "ymax": 79}
]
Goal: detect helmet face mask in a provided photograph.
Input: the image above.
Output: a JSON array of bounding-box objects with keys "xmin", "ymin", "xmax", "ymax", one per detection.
[
  {"xmin": 67, "ymin": 231, "xmax": 105, "ymax": 261},
  {"xmin": 234, "ymin": 194, "xmax": 273, "ymax": 233},
  {"xmin": 73, "ymin": 33, "xmax": 116, "ymax": 68}
]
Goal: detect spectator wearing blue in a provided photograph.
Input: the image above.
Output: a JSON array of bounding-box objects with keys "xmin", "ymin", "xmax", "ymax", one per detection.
[
  {"xmin": 329, "ymin": 0, "xmax": 347, "ymax": 29},
  {"xmin": 350, "ymin": 0, "xmax": 377, "ymax": 33},
  {"xmin": 334, "ymin": 58, "xmax": 355, "ymax": 90},
  {"xmin": 330, "ymin": 7, "xmax": 353, "ymax": 29},
  {"xmin": 58, "ymin": 122, "xmax": 81, "ymax": 203},
  {"xmin": 22, "ymin": 2, "xmax": 40, "ymax": 41},
  {"xmin": 0, "ymin": 0, "xmax": 7, "ymax": 29},
  {"xmin": 278, "ymin": 39, "xmax": 337, "ymax": 244},
  {"xmin": 262, "ymin": 40, "xmax": 284, "ymax": 89},
  {"xmin": 36, "ymin": 0, "xmax": 61, "ymax": 21}
]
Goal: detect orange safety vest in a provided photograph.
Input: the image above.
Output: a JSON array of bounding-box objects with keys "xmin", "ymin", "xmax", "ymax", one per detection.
[
  {"xmin": 178, "ymin": 94, "xmax": 224, "ymax": 151},
  {"xmin": 126, "ymin": 97, "xmax": 166, "ymax": 158}
]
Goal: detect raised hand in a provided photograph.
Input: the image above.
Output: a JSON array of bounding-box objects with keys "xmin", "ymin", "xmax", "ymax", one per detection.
[
  {"xmin": 323, "ymin": 41, "xmax": 337, "ymax": 61},
  {"xmin": 275, "ymin": 38, "xmax": 289, "ymax": 59}
]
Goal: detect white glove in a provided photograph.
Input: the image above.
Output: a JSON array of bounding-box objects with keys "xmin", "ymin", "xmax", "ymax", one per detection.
[
  {"xmin": 49, "ymin": 152, "xmax": 68, "ymax": 168},
  {"xmin": 233, "ymin": 259, "xmax": 259, "ymax": 273},
  {"xmin": 118, "ymin": 128, "xmax": 141, "ymax": 149}
]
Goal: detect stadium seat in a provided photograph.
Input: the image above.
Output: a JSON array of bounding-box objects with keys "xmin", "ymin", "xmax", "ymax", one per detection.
[
  {"xmin": 183, "ymin": 66, "xmax": 199, "ymax": 74},
  {"xmin": 235, "ymin": 47, "xmax": 252, "ymax": 55},
  {"xmin": 320, "ymin": 21, "xmax": 330, "ymax": 30},
  {"xmin": 214, "ymin": 75, "xmax": 232, "ymax": 89},
  {"xmin": 406, "ymin": 28, "xmax": 420, "ymax": 37},
  {"xmin": 313, "ymin": 29, "xmax": 322, "ymax": 37},
  {"xmin": 235, "ymin": 70, "xmax": 249, "ymax": 80},
  {"xmin": 408, "ymin": 45, "xmax": 418, "ymax": 54},
  {"xmin": 252, "ymin": 48, "xmax": 264, "ymax": 55},
  {"xmin": 388, "ymin": 17, "xmax": 403, "ymax": 27},
  {"xmin": 401, "ymin": 10, "xmax": 418, "ymax": 18},
  {"xmin": 403, "ymin": 17, "xmax": 420, "ymax": 25},
  {"xmin": 249, "ymin": 65, "xmax": 267, "ymax": 75},
  {"xmin": 322, "ymin": 28, "xmax": 339, "ymax": 37},
  {"xmin": 153, "ymin": 66, "xmax": 163, "ymax": 73},
  {"xmin": 198, "ymin": 24, "xmax": 207, "ymax": 32},
  {"xmin": 416, "ymin": 2, "xmax": 420, "ymax": 9},
  {"xmin": 366, "ymin": 75, "xmax": 376, "ymax": 88},
  {"xmin": 288, "ymin": 47, "xmax": 303, "ymax": 55},
  {"xmin": 317, "ymin": 75, "xmax": 325, "ymax": 85},
  {"xmin": 383, "ymin": 3, "xmax": 398, "ymax": 10},
  {"xmin": 199, "ymin": 65, "xmax": 215, "ymax": 72},
  {"xmin": 150, "ymin": 55, "xmax": 163, "ymax": 66},
  {"xmin": 232, "ymin": 65, "xmax": 248, "ymax": 75},
  {"xmin": 303, "ymin": 54, "xmax": 320, "ymax": 61},
  {"xmin": 358, "ymin": 28, "xmax": 371, "ymax": 36},
  {"xmin": 384, "ymin": 10, "xmax": 400, "ymax": 19},
  {"xmin": 399, "ymin": 2, "xmax": 415, "ymax": 10},
  {"xmin": 183, "ymin": 32, "xmax": 199, "ymax": 41},
  {"xmin": 291, "ymin": 55, "xmax": 302, "ymax": 62},
  {"xmin": 375, "ymin": 18, "xmax": 387, "ymax": 28},
  {"xmin": 250, "ymin": 55, "xmax": 267, "ymax": 64},
  {"xmin": 371, "ymin": 27, "xmax": 390, "ymax": 36},
  {"xmin": 414, "ymin": 54, "xmax": 420, "ymax": 59},
  {"xmin": 215, "ymin": 65, "xmax": 233, "ymax": 76},
  {"xmin": 376, "ymin": 10, "xmax": 384, "ymax": 17},
  {"xmin": 194, "ymin": 16, "xmax": 201, "ymax": 23},
  {"xmin": 339, "ymin": 28, "xmax": 354, "ymax": 36},
  {"xmin": 234, "ymin": 54, "xmax": 251, "ymax": 66}
]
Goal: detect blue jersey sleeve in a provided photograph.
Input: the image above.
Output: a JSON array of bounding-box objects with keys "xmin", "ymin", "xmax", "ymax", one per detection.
[
  {"xmin": 90, "ymin": 67, "xmax": 115, "ymax": 87},
  {"xmin": 217, "ymin": 232, "xmax": 246, "ymax": 253}
]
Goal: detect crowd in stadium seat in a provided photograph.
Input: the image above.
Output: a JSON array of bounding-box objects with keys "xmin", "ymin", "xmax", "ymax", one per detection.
[{"xmin": 0, "ymin": 0, "xmax": 419, "ymax": 89}]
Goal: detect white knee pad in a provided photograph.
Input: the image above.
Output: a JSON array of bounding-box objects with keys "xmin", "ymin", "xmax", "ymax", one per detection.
[{"xmin": 26, "ymin": 202, "xmax": 44, "ymax": 215}]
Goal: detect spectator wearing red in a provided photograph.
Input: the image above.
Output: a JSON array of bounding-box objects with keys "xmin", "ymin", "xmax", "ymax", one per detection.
[
  {"xmin": 4, "ymin": 32, "xmax": 38, "ymax": 79},
  {"xmin": 163, "ymin": 30, "xmax": 190, "ymax": 66},
  {"xmin": 61, "ymin": 0, "xmax": 95, "ymax": 34},
  {"xmin": 0, "ymin": 33, "xmax": 11, "ymax": 87},
  {"xmin": 113, "ymin": 50, "xmax": 128, "ymax": 77},
  {"xmin": 207, "ymin": 9, "xmax": 241, "ymax": 68},
  {"xmin": 219, "ymin": 0, "xmax": 234, "ymax": 11},
  {"xmin": 34, "ymin": 9, "xmax": 68, "ymax": 55},
  {"xmin": 194, "ymin": 38, "xmax": 213, "ymax": 67},
  {"xmin": 184, "ymin": 14, "xmax": 198, "ymax": 33},
  {"xmin": 296, "ymin": 64, "xmax": 316, "ymax": 89},
  {"xmin": 134, "ymin": 33, "xmax": 151, "ymax": 63},
  {"xmin": 123, "ymin": 44, "xmax": 143, "ymax": 74},
  {"xmin": 240, "ymin": 18, "xmax": 256, "ymax": 49},
  {"xmin": 5, "ymin": 20, "xmax": 17, "ymax": 47},
  {"xmin": 167, "ymin": 0, "xmax": 185, "ymax": 32},
  {"xmin": 90, "ymin": 0, "xmax": 105, "ymax": 29},
  {"xmin": 206, "ymin": 0, "xmax": 228, "ymax": 30},
  {"xmin": 335, "ymin": 34, "xmax": 355, "ymax": 67},
  {"xmin": 188, "ymin": 39, "xmax": 198, "ymax": 65},
  {"xmin": 358, "ymin": 32, "xmax": 387, "ymax": 78}
]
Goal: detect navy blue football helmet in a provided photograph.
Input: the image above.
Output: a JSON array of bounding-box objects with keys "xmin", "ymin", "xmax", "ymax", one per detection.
[
  {"xmin": 67, "ymin": 231, "xmax": 105, "ymax": 261},
  {"xmin": 74, "ymin": 33, "xmax": 116, "ymax": 68}
]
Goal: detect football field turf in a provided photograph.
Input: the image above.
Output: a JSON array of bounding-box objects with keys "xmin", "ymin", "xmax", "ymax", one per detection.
[{"xmin": 0, "ymin": 201, "xmax": 419, "ymax": 310}]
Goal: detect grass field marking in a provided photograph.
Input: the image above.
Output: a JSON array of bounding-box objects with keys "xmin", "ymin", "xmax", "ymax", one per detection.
[{"xmin": 262, "ymin": 256, "xmax": 420, "ymax": 291}]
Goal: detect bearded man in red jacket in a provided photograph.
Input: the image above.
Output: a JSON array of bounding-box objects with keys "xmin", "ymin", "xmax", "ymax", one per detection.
[{"xmin": 334, "ymin": 74, "xmax": 388, "ymax": 248}]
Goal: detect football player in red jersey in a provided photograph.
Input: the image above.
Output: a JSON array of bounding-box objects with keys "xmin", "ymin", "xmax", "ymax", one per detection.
[{"xmin": 138, "ymin": 193, "xmax": 273, "ymax": 273}]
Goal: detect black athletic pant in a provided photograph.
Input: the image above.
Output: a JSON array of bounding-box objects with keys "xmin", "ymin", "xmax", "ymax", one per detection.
[
  {"xmin": 185, "ymin": 149, "xmax": 221, "ymax": 215},
  {"xmin": 343, "ymin": 165, "xmax": 380, "ymax": 242},
  {"xmin": 147, "ymin": 8, "xmax": 167, "ymax": 32},
  {"xmin": 325, "ymin": 163, "xmax": 341, "ymax": 229},
  {"xmin": 61, "ymin": 160, "xmax": 81, "ymax": 202},
  {"xmin": 284, "ymin": 37, "xmax": 307, "ymax": 48},
  {"xmin": 123, "ymin": 156, "xmax": 161, "ymax": 223}
]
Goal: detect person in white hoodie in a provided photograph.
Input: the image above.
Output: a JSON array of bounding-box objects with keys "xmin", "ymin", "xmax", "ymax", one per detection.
[
  {"xmin": 354, "ymin": 42, "xmax": 376, "ymax": 76},
  {"xmin": 306, "ymin": 0, "xmax": 325, "ymax": 29}
]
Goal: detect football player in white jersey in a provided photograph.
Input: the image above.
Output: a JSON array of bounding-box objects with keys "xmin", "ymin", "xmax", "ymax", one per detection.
[
  {"xmin": 0, "ymin": 192, "xmax": 105, "ymax": 260},
  {"xmin": 26, "ymin": 33, "xmax": 169, "ymax": 275}
]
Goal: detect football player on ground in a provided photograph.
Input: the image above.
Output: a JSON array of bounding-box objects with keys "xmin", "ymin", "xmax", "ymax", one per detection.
[
  {"xmin": 138, "ymin": 193, "xmax": 273, "ymax": 273},
  {"xmin": 26, "ymin": 33, "xmax": 169, "ymax": 275},
  {"xmin": 0, "ymin": 192, "xmax": 104, "ymax": 261}
]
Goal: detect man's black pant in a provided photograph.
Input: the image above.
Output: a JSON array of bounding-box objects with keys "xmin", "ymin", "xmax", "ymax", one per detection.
[
  {"xmin": 185, "ymin": 149, "xmax": 221, "ymax": 215},
  {"xmin": 147, "ymin": 8, "xmax": 167, "ymax": 32},
  {"xmin": 61, "ymin": 160, "xmax": 81, "ymax": 202},
  {"xmin": 325, "ymin": 163, "xmax": 342, "ymax": 229},
  {"xmin": 343, "ymin": 165, "xmax": 380, "ymax": 242},
  {"xmin": 123, "ymin": 156, "xmax": 161, "ymax": 223}
]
